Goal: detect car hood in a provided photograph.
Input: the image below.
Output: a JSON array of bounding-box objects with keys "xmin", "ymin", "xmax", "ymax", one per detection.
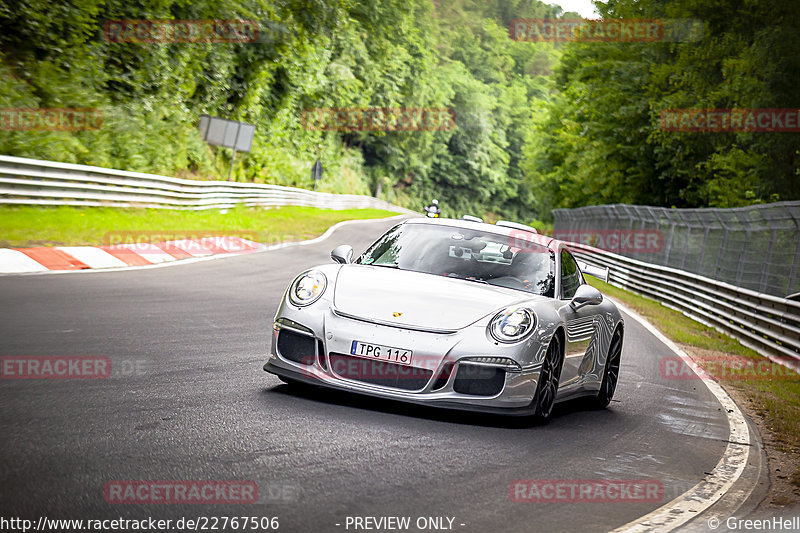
[{"xmin": 332, "ymin": 265, "xmax": 536, "ymax": 331}]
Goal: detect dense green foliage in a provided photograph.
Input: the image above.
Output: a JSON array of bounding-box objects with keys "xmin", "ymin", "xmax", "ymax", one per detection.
[
  {"xmin": 525, "ymin": 0, "xmax": 800, "ymax": 212},
  {"xmin": 0, "ymin": 0, "xmax": 559, "ymax": 218},
  {"xmin": 1, "ymin": 0, "xmax": 797, "ymax": 219}
]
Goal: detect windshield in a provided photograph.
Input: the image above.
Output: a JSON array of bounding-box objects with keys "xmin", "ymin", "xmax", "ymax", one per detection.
[{"xmin": 358, "ymin": 223, "xmax": 555, "ymax": 297}]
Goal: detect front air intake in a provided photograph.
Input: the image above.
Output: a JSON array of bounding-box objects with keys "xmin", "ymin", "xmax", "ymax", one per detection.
[
  {"xmin": 328, "ymin": 353, "xmax": 433, "ymax": 391},
  {"xmin": 453, "ymin": 363, "xmax": 506, "ymax": 396},
  {"xmin": 276, "ymin": 329, "xmax": 316, "ymax": 365}
]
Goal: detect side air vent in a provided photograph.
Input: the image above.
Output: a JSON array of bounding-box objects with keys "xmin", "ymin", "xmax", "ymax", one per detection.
[
  {"xmin": 317, "ymin": 339, "xmax": 328, "ymax": 370},
  {"xmin": 431, "ymin": 362, "xmax": 455, "ymax": 391}
]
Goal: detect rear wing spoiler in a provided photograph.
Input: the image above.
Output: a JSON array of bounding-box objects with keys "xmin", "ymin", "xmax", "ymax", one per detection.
[{"xmin": 576, "ymin": 259, "xmax": 610, "ymax": 283}]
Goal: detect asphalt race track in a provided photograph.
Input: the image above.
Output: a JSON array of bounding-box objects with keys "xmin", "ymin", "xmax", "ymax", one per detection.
[{"xmin": 0, "ymin": 218, "xmax": 759, "ymax": 532}]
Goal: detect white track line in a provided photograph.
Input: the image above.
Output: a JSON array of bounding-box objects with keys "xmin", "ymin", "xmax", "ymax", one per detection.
[{"xmin": 609, "ymin": 297, "xmax": 752, "ymax": 533}]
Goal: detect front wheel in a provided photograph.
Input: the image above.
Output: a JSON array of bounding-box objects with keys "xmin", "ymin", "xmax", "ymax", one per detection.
[
  {"xmin": 531, "ymin": 334, "xmax": 564, "ymax": 423},
  {"xmin": 592, "ymin": 326, "xmax": 623, "ymax": 409}
]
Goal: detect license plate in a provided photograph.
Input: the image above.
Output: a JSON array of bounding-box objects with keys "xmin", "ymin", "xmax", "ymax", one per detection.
[{"xmin": 350, "ymin": 340, "xmax": 413, "ymax": 366}]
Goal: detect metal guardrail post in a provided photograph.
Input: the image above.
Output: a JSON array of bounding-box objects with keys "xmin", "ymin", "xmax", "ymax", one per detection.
[
  {"xmin": 733, "ymin": 209, "xmax": 748, "ymax": 288},
  {"xmin": 697, "ymin": 224, "xmax": 710, "ymax": 275},
  {"xmin": 663, "ymin": 222, "xmax": 676, "ymax": 268},
  {"xmin": 677, "ymin": 210, "xmax": 690, "ymax": 272},
  {"xmin": 714, "ymin": 211, "xmax": 730, "ymax": 281},
  {"xmin": 760, "ymin": 228, "xmax": 776, "ymax": 294}
]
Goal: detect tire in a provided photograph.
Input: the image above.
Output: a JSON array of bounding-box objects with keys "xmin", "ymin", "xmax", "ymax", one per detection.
[
  {"xmin": 531, "ymin": 334, "xmax": 564, "ymax": 423},
  {"xmin": 592, "ymin": 326, "xmax": 623, "ymax": 409}
]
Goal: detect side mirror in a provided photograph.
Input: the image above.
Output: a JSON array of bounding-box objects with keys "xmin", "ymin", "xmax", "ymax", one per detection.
[
  {"xmin": 570, "ymin": 284, "xmax": 603, "ymax": 311},
  {"xmin": 331, "ymin": 244, "xmax": 354, "ymax": 264},
  {"xmin": 576, "ymin": 259, "xmax": 610, "ymax": 282}
]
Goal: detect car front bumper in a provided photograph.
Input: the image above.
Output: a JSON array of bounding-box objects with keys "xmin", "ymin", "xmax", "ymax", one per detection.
[{"xmin": 263, "ymin": 306, "xmax": 546, "ymax": 415}]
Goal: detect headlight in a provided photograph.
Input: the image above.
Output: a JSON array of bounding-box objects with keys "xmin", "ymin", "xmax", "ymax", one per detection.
[
  {"xmin": 489, "ymin": 307, "xmax": 535, "ymax": 343},
  {"xmin": 289, "ymin": 270, "xmax": 327, "ymax": 306}
]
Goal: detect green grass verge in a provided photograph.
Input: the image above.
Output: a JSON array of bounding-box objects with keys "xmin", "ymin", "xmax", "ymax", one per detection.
[
  {"xmin": 0, "ymin": 205, "xmax": 399, "ymax": 248},
  {"xmin": 587, "ymin": 277, "xmax": 800, "ymax": 490}
]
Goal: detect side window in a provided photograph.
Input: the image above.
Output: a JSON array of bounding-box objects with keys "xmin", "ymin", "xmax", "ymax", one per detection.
[
  {"xmin": 358, "ymin": 226, "xmax": 401, "ymax": 266},
  {"xmin": 560, "ymin": 250, "xmax": 582, "ymax": 299}
]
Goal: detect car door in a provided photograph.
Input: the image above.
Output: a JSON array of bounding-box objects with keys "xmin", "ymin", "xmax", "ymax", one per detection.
[{"xmin": 558, "ymin": 249, "xmax": 599, "ymax": 387}]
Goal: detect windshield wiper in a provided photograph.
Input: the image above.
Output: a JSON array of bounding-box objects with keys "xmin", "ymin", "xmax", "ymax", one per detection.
[{"xmin": 451, "ymin": 276, "xmax": 488, "ymax": 285}]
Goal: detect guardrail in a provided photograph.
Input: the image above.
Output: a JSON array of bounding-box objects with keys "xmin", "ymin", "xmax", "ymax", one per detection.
[
  {"xmin": 568, "ymin": 241, "xmax": 800, "ymax": 371},
  {"xmin": 553, "ymin": 202, "xmax": 800, "ymax": 298},
  {"xmin": 0, "ymin": 155, "xmax": 416, "ymax": 213}
]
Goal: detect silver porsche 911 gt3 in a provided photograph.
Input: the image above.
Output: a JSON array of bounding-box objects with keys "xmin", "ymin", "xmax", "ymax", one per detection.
[{"xmin": 264, "ymin": 217, "xmax": 624, "ymax": 422}]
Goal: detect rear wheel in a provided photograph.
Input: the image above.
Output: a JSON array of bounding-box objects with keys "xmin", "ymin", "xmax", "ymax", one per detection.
[
  {"xmin": 592, "ymin": 326, "xmax": 623, "ymax": 409},
  {"xmin": 531, "ymin": 334, "xmax": 564, "ymax": 423}
]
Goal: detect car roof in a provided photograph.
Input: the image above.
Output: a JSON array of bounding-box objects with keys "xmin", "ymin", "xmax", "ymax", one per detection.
[{"xmin": 404, "ymin": 217, "xmax": 558, "ymax": 250}]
